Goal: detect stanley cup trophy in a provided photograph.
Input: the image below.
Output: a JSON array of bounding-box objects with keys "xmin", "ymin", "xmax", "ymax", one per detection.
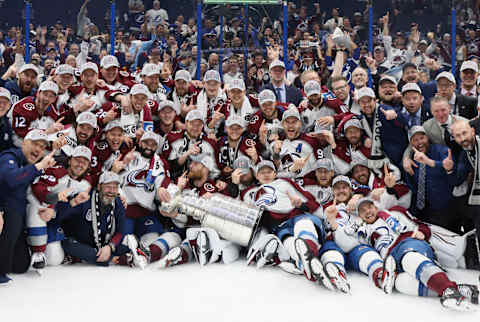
[{"xmin": 159, "ymin": 192, "xmax": 264, "ymax": 247}]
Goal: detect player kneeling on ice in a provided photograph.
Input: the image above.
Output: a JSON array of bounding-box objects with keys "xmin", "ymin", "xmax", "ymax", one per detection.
[
  {"xmin": 155, "ymin": 154, "xmax": 241, "ymax": 268},
  {"xmin": 46, "ymin": 172, "xmax": 147, "ymax": 267},
  {"xmin": 245, "ymin": 160, "xmax": 328, "ymax": 284},
  {"xmin": 26, "ymin": 146, "xmax": 93, "ymax": 271},
  {"xmin": 356, "ymin": 197, "xmax": 479, "ymax": 311}
]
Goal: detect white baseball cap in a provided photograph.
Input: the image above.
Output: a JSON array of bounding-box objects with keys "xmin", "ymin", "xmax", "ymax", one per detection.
[
  {"xmin": 228, "ymin": 79, "xmax": 246, "ymax": 91},
  {"xmin": 174, "ymin": 69, "xmax": 192, "ymax": 82},
  {"xmin": 140, "ymin": 131, "xmax": 160, "ymax": 145},
  {"xmin": 304, "ymin": 80, "xmax": 322, "ymax": 97},
  {"xmin": 185, "ymin": 109, "xmax": 205, "ymax": 122},
  {"xmin": 55, "ymin": 64, "xmax": 75, "ymax": 76},
  {"xmin": 100, "ymin": 55, "xmax": 120, "ymax": 69},
  {"xmin": 80, "ymin": 62, "xmax": 99, "ymax": 74},
  {"xmin": 408, "ymin": 125, "xmax": 427, "ymax": 141},
  {"xmin": 356, "ymin": 197, "xmax": 375, "ymax": 214},
  {"xmin": 18, "ymin": 63, "xmax": 38, "ymax": 75},
  {"xmin": 225, "ymin": 115, "xmax": 246, "ymax": 128},
  {"xmin": 332, "ymin": 175, "xmax": 352, "ymax": 187},
  {"xmin": 401, "ymin": 82, "xmax": 422, "ymax": 94},
  {"xmin": 314, "ymin": 158, "xmax": 334, "ymax": 171},
  {"xmin": 190, "ymin": 153, "xmax": 214, "ymax": 170},
  {"xmin": 461, "ymin": 60, "xmax": 478, "ymax": 73},
  {"xmin": 379, "ymin": 75, "xmax": 398, "ymax": 86},
  {"xmin": 76, "ymin": 111, "xmax": 98, "ymax": 128},
  {"xmin": 130, "ymin": 84, "xmax": 151, "ymax": 98},
  {"xmin": 258, "ymin": 89, "xmax": 276, "ymax": 105},
  {"xmin": 344, "ymin": 118, "xmax": 363, "ymax": 130},
  {"xmin": 282, "ymin": 107, "xmax": 301, "ymax": 121},
  {"xmin": 357, "ymin": 87, "xmax": 376, "ymax": 100},
  {"xmin": 203, "ymin": 70, "xmax": 221, "ymax": 83},
  {"xmin": 25, "ymin": 129, "xmax": 49, "ymax": 143},
  {"xmin": 435, "ymin": 71, "xmax": 456, "ymax": 84},
  {"xmin": 99, "ymin": 171, "xmax": 121, "ymax": 185},
  {"xmin": 104, "ymin": 119, "xmax": 124, "ymax": 132},
  {"xmin": 141, "ymin": 63, "xmax": 160, "ymax": 77},
  {"xmin": 71, "ymin": 145, "xmax": 92, "ymax": 161},
  {"xmin": 255, "ymin": 160, "xmax": 276, "ymax": 174},
  {"xmin": 38, "ymin": 80, "xmax": 59, "ymax": 95},
  {"xmin": 269, "ymin": 59, "xmax": 285, "ymax": 70},
  {"xmin": 157, "ymin": 100, "xmax": 178, "ymax": 114},
  {"xmin": 0, "ymin": 87, "xmax": 12, "ymax": 102}
]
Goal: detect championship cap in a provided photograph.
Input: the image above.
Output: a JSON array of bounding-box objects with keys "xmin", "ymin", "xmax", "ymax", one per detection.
[
  {"xmin": 233, "ymin": 156, "xmax": 253, "ymax": 173},
  {"xmin": 228, "ymin": 79, "xmax": 246, "ymax": 91},
  {"xmin": 435, "ymin": 71, "xmax": 456, "ymax": 84},
  {"xmin": 38, "ymin": 80, "xmax": 59, "ymax": 95},
  {"xmin": 157, "ymin": 100, "xmax": 178, "ymax": 114},
  {"xmin": 0, "ymin": 87, "xmax": 12, "ymax": 102},
  {"xmin": 269, "ymin": 59, "xmax": 286, "ymax": 70},
  {"xmin": 203, "ymin": 70, "xmax": 221, "ymax": 83},
  {"xmin": 357, "ymin": 87, "xmax": 376, "ymax": 100},
  {"xmin": 18, "ymin": 63, "xmax": 38, "ymax": 75},
  {"xmin": 185, "ymin": 109, "xmax": 205, "ymax": 122},
  {"xmin": 225, "ymin": 115, "xmax": 246, "ymax": 128},
  {"xmin": 80, "ymin": 62, "xmax": 99, "ymax": 74},
  {"xmin": 460, "ymin": 60, "xmax": 479, "ymax": 73},
  {"xmin": 379, "ymin": 75, "xmax": 397, "ymax": 86},
  {"xmin": 374, "ymin": 45, "xmax": 384, "ymax": 52},
  {"xmin": 104, "ymin": 119, "xmax": 124, "ymax": 132},
  {"xmin": 25, "ymin": 129, "xmax": 49, "ymax": 143},
  {"xmin": 332, "ymin": 175, "xmax": 351, "ymax": 187},
  {"xmin": 304, "ymin": 80, "xmax": 322, "ymax": 97},
  {"xmin": 174, "ymin": 69, "xmax": 192, "ymax": 82},
  {"xmin": 71, "ymin": 145, "xmax": 92, "ymax": 161},
  {"xmin": 99, "ymin": 171, "xmax": 121, "ymax": 185},
  {"xmin": 141, "ymin": 63, "xmax": 160, "ymax": 77},
  {"xmin": 76, "ymin": 111, "xmax": 98, "ymax": 128},
  {"xmin": 258, "ymin": 89, "xmax": 276, "ymax": 105},
  {"xmin": 408, "ymin": 125, "xmax": 426, "ymax": 141},
  {"xmin": 344, "ymin": 118, "xmax": 363, "ymax": 130},
  {"xmin": 282, "ymin": 107, "xmax": 301, "ymax": 121},
  {"xmin": 401, "ymin": 82, "xmax": 422, "ymax": 94},
  {"xmin": 140, "ymin": 131, "xmax": 160, "ymax": 145},
  {"xmin": 314, "ymin": 158, "xmax": 334, "ymax": 171},
  {"xmin": 255, "ymin": 160, "xmax": 276, "ymax": 174},
  {"xmin": 55, "ymin": 64, "xmax": 75, "ymax": 76},
  {"xmin": 190, "ymin": 153, "xmax": 214, "ymax": 170},
  {"xmin": 130, "ymin": 83, "xmax": 151, "ymax": 98},
  {"xmin": 100, "ymin": 55, "xmax": 120, "ymax": 69}
]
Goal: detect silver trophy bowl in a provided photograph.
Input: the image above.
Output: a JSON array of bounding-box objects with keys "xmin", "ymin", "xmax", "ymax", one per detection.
[{"xmin": 160, "ymin": 193, "xmax": 263, "ymax": 247}]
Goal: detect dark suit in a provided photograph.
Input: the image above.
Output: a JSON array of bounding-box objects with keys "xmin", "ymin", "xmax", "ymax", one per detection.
[
  {"xmin": 261, "ymin": 83, "xmax": 303, "ymax": 106},
  {"xmin": 452, "ymin": 93, "xmax": 478, "ymax": 120}
]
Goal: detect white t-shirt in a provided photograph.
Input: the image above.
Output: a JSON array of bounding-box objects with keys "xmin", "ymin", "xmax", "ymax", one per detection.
[{"xmin": 146, "ymin": 8, "xmax": 169, "ymax": 30}]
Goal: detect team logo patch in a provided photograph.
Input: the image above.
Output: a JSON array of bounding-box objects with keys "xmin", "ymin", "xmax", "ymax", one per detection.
[
  {"xmin": 23, "ymin": 103, "xmax": 35, "ymax": 111},
  {"xmin": 247, "ymin": 114, "xmax": 259, "ymax": 124},
  {"xmin": 204, "ymin": 183, "xmax": 215, "ymax": 192},
  {"xmin": 85, "ymin": 209, "xmax": 92, "ymax": 221},
  {"xmin": 245, "ymin": 139, "xmax": 255, "ymax": 147},
  {"xmin": 146, "ymin": 100, "xmax": 155, "ymax": 108},
  {"xmin": 119, "ymin": 85, "xmax": 129, "ymax": 93},
  {"xmin": 145, "ymin": 219, "xmax": 154, "ymax": 226},
  {"xmin": 119, "ymin": 71, "xmax": 129, "ymax": 77},
  {"xmin": 255, "ymin": 185, "xmax": 277, "ymax": 207},
  {"xmin": 97, "ymin": 141, "xmax": 108, "ymax": 150}
]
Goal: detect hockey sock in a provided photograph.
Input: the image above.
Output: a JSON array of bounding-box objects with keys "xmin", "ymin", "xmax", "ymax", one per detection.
[
  {"xmin": 320, "ymin": 250, "xmax": 346, "ymax": 275},
  {"xmin": 32, "ymin": 245, "xmax": 46, "ymax": 253},
  {"xmin": 149, "ymin": 232, "xmax": 182, "ymax": 262},
  {"xmin": 294, "ymin": 219, "xmax": 320, "ymax": 256},
  {"xmin": 395, "ymin": 272, "xmax": 437, "ymax": 297},
  {"xmin": 357, "ymin": 250, "xmax": 383, "ymax": 285},
  {"xmin": 401, "ymin": 251, "xmax": 456, "ymax": 296}
]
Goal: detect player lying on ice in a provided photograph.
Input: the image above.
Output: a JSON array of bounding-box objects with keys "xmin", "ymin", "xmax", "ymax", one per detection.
[{"xmin": 355, "ymin": 197, "xmax": 479, "ymax": 311}]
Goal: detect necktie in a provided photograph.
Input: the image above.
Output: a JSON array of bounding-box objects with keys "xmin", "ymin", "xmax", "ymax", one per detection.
[
  {"xmin": 441, "ymin": 123, "xmax": 451, "ymax": 142},
  {"xmin": 275, "ymin": 87, "xmax": 284, "ymax": 103},
  {"xmin": 410, "ymin": 114, "xmax": 420, "ymax": 127},
  {"xmin": 416, "ymin": 163, "xmax": 426, "ymax": 210}
]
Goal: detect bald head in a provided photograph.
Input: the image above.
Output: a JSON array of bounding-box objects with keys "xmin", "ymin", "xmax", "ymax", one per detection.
[{"xmin": 450, "ymin": 120, "xmax": 476, "ymax": 150}]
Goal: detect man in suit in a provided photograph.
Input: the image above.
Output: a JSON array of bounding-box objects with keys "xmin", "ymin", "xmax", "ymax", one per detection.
[
  {"xmin": 435, "ymin": 71, "xmax": 478, "ymax": 120},
  {"xmin": 262, "ymin": 59, "xmax": 303, "ymax": 106},
  {"xmin": 396, "ymin": 82, "xmax": 432, "ymax": 130},
  {"xmin": 459, "ymin": 60, "xmax": 478, "ymax": 98}
]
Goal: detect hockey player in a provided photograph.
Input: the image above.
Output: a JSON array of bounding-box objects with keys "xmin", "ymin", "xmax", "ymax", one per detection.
[
  {"xmin": 118, "ymin": 131, "xmax": 182, "ymax": 264},
  {"xmin": 89, "ymin": 120, "xmax": 135, "ymax": 184},
  {"xmin": 271, "ymin": 107, "xmax": 333, "ymax": 179},
  {"xmin": 52, "ymin": 172, "xmax": 147, "ymax": 268},
  {"xmin": 155, "ymin": 154, "xmax": 240, "ymax": 268},
  {"xmin": 26, "ymin": 146, "xmax": 93, "ymax": 270},
  {"xmin": 196, "ymin": 70, "xmax": 227, "ymax": 121},
  {"xmin": 167, "ymin": 70, "xmax": 200, "ymax": 119},
  {"xmin": 356, "ymin": 197, "xmax": 479, "ymax": 311},
  {"xmin": 217, "ymin": 115, "xmax": 260, "ymax": 179},
  {"xmin": 246, "ymin": 160, "xmax": 328, "ymax": 283},
  {"xmin": 99, "ymin": 55, "xmax": 136, "ymax": 92},
  {"xmin": 10, "ymin": 80, "xmax": 63, "ymax": 147},
  {"xmin": 161, "ymin": 109, "xmax": 220, "ymax": 180},
  {"xmin": 246, "ymin": 89, "xmax": 283, "ymax": 144},
  {"xmin": 301, "ymin": 158, "xmax": 335, "ymax": 206},
  {"xmin": 140, "ymin": 63, "xmax": 167, "ymax": 104}
]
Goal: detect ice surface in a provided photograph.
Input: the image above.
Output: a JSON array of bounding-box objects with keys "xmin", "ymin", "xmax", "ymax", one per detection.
[{"xmin": 1, "ymin": 261, "xmax": 479, "ymax": 322}]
